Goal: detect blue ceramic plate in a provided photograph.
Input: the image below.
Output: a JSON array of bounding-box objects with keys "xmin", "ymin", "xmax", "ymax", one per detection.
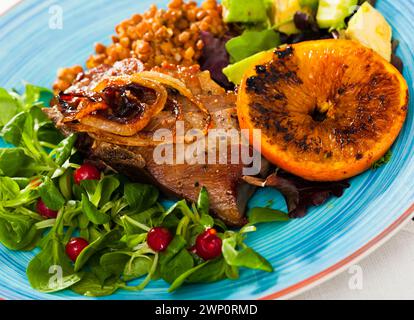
[{"xmin": 0, "ymin": 0, "xmax": 413, "ymax": 300}]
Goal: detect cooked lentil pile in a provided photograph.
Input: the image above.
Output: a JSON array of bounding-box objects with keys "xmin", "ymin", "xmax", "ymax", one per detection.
[{"xmin": 53, "ymin": 0, "xmax": 227, "ymax": 93}]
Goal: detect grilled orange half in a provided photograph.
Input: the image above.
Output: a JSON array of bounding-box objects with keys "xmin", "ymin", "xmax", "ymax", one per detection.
[{"xmin": 237, "ymin": 39, "xmax": 408, "ymax": 181}]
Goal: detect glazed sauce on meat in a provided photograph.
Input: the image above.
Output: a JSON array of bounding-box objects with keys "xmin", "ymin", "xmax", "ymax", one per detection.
[
  {"xmin": 58, "ymin": 83, "xmax": 157, "ymax": 124},
  {"xmin": 100, "ymin": 84, "xmax": 157, "ymax": 124}
]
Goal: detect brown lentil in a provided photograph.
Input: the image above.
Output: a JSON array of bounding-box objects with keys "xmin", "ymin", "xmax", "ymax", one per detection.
[
  {"xmin": 95, "ymin": 43, "xmax": 106, "ymax": 54},
  {"xmin": 53, "ymin": 65, "xmax": 83, "ymax": 93},
  {"xmin": 178, "ymin": 31, "xmax": 191, "ymax": 43},
  {"xmin": 53, "ymin": 0, "xmax": 227, "ymax": 93}
]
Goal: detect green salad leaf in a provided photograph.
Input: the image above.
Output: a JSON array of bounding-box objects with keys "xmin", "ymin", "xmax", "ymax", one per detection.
[
  {"xmin": 0, "ymin": 88, "xmax": 20, "ymax": 128},
  {"xmin": 81, "ymin": 194, "xmax": 111, "ymax": 225},
  {"xmin": 124, "ymin": 183, "xmax": 159, "ymax": 212},
  {"xmin": 1, "ymin": 111, "xmax": 28, "ymax": 146},
  {"xmin": 0, "ymin": 207, "xmax": 40, "ymax": 250},
  {"xmin": 0, "ymin": 176, "xmax": 20, "ymax": 200},
  {"xmin": 222, "ymin": 236, "xmax": 273, "ymax": 272},
  {"xmin": 248, "ymin": 207, "xmax": 290, "ymax": 224},
  {"xmin": 27, "ymin": 210, "xmax": 82, "ymax": 292},
  {"xmin": 168, "ymin": 261, "xmax": 209, "ymax": 292},
  {"xmin": 0, "ymin": 148, "xmax": 33, "ymax": 177},
  {"xmin": 0, "ymin": 84, "xmax": 292, "ymax": 297},
  {"xmin": 99, "ymin": 251, "xmax": 131, "ymax": 277},
  {"xmin": 53, "ymin": 134, "xmax": 77, "ymax": 166},
  {"xmin": 70, "ymin": 273, "xmax": 120, "ymax": 297},
  {"xmin": 159, "ymin": 236, "xmax": 195, "ymax": 284},
  {"xmin": 372, "ymin": 150, "xmax": 392, "ymax": 169},
  {"xmin": 38, "ymin": 177, "xmax": 66, "ymax": 211},
  {"xmin": 187, "ymin": 257, "xmax": 226, "ymax": 283},
  {"xmin": 123, "ymin": 256, "xmax": 153, "ymax": 281},
  {"xmin": 74, "ymin": 229, "xmax": 122, "ymax": 271}
]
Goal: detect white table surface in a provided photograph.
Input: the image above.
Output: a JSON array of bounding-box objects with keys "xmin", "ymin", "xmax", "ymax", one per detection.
[
  {"xmin": 0, "ymin": 1, "xmax": 20, "ymax": 14},
  {"xmin": 1, "ymin": 0, "xmax": 413, "ymax": 300}
]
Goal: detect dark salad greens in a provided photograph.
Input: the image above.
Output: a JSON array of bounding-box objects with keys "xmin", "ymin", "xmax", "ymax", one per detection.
[
  {"xmin": 202, "ymin": 0, "xmax": 403, "ymax": 90},
  {"xmin": 0, "ymin": 85, "xmax": 288, "ymax": 296}
]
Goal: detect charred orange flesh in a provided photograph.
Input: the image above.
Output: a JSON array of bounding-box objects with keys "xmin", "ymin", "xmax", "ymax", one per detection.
[{"xmin": 237, "ymin": 40, "xmax": 408, "ymax": 181}]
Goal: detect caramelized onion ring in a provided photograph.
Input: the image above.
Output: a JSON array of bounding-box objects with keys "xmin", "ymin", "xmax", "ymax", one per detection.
[
  {"xmin": 138, "ymin": 71, "xmax": 208, "ymax": 113},
  {"xmin": 63, "ymin": 72, "xmax": 211, "ymax": 139},
  {"xmin": 79, "ymin": 75, "xmax": 168, "ymax": 136},
  {"xmin": 74, "ymin": 100, "xmax": 108, "ymax": 120},
  {"xmin": 138, "ymin": 71, "xmax": 211, "ymax": 133},
  {"xmin": 88, "ymin": 129, "xmax": 157, "ymax": 147},
  {"xmin": 71, "ymin": 123, "xmax": 165, "ymax": 147}
]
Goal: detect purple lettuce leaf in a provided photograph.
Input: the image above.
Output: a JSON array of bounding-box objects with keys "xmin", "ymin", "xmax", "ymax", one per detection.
[{"xmin": 199, "ymin": 31, "xmax": 234, "ymax": 90}]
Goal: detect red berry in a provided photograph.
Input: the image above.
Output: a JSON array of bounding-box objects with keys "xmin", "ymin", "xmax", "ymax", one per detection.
[
  {"xmin": 65, "ymin": 237, "xmax": 89, "ymax": 262},
  {"xmin": 195, "ymin": 228, "xmax": 222, "ymax": 260},
  {"xmin": 147, "ymin": 227, "xmax": 173, "ymax": 252},
  {"xmin": 36, "ymin": 199, "xmax": 58, "ymax": 218},
  {"xmin": 74, "ymin": 163, "xmax": 101, "ymax": 184}
]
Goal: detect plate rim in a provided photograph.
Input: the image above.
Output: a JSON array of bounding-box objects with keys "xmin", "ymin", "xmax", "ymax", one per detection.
[
  {"xmin": 0, "ymin": 0, "xmax": 23, "ymax": 16},
  {"xmin": 0, "ymin": 0, "xmax": 413, "ymax": 300},
  {"xmin": 260, "ymin": 203, "xmax": 414, "ymax": 299}
]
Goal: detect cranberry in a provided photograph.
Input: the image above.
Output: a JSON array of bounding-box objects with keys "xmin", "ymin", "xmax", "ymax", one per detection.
[
  {"xmin": 73, "ymin": 163, "xmax": 101, "ymax": 184},
  {"xmin": 65, "ymin": 237, "xmax": 89, "ymax": 262},
  {"xmin": 147, "ymin": 227, "xmax": 173, "ymax": 252},
  {"xmin": 36, "ymin": 199, "xmax": 58, "ymax": 218},
  {"xmin": 195, "ymin": 228, "xmax": 222, "ymax": 260}
]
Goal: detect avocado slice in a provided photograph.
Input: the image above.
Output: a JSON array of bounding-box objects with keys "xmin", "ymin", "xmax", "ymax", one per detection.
[
  {"xmin": 226, "ymin": 29, "xmax": 280, "ymax": 63},
  {"xmin": 273, "ymin": 0, "xmax": 316, "ymax": 35},
  {"xmin": 223, "ymin": 50, "xmax": 273, "ymax": 85},
  {"xmin": 222, "ymin": 0, "xmax": 268, "ymax": 24},
  {"xmin": 345, "ymin": 2, "xmax": 392, "ymax": 61},
  {"xmin": 317, "ymin": 0, "xmax": 358, "ymax": 29}
]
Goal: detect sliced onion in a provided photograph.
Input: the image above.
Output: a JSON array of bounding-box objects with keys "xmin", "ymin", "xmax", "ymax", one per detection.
[
  {"xmin": 78, "ymin": 75, "xmax": 168, "ymax": 136},
  {"xmin": 69, "ymin": 123, "xmax": 157, "ymax": 147},
  {"xmin": 138, "ymin": 71, "xmax": 211, "ymax": 132},
  {"xmin": 74, "ymin": 100, "xmax": 108, "ymax": 120},
  {"xmin": 61, "ymin": 72, "xmax": 211, "ymax": 139}
]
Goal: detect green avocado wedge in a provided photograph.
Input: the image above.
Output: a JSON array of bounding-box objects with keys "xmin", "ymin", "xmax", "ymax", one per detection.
[
  {"xmin": 223, "ymin": 50, "xmax": 273, "ymax": 85},
  {"xmin": 222, "ymin": 0, "xmax": 268, "ymax": 24},
  {"xmin": 317, "ymin": 0, "xmax": 358, "ymax": 30}
]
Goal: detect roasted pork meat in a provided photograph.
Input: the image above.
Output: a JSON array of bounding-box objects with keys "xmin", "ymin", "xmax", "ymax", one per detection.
[{"xmin": 45, "ymin": 59, "xmax": 266, "ymax": 226}]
